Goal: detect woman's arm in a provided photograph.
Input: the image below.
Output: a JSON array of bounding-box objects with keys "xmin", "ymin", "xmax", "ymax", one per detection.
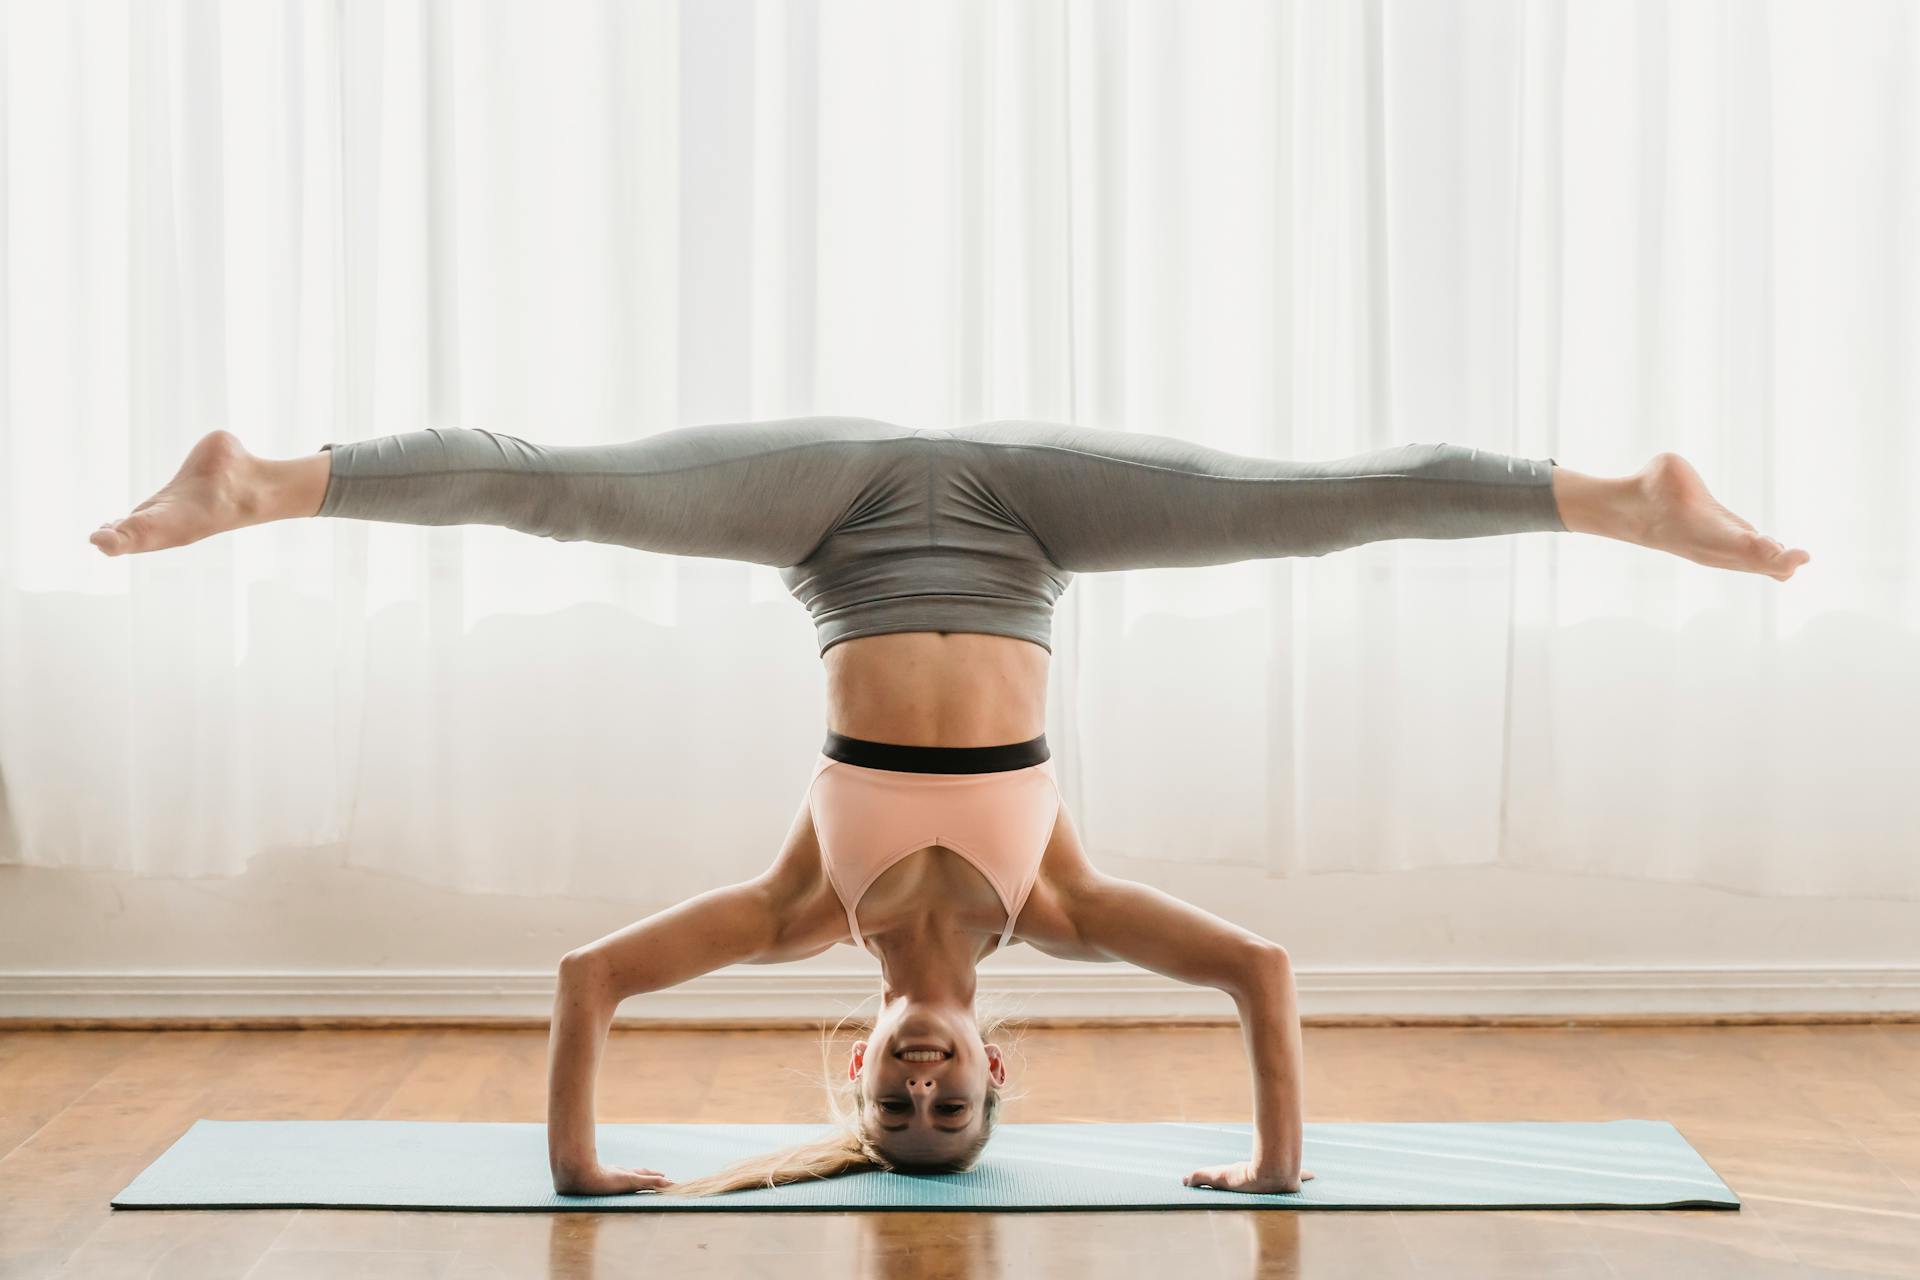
[
  {"xmin": 1049, "ymin": 868, "xmax": 1313, "ymax": 1192},
  {"xmin": 547, "ymin": 876, "xmax": 788, "ymax": 1193}
]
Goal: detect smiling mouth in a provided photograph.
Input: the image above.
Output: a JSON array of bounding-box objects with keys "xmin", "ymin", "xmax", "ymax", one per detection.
[{"xmin": 895, "ymin": 1044, "xmax": 953, "ymax": 1061}]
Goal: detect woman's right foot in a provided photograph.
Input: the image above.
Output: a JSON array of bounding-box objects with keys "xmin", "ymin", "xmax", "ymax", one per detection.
[
  {"xmin": 90, "ymin": 430, "xmax": 263, "ymax": 557},
  {"xmin": 1610, "ymin": 453, "xmax": 1811, "ymax": 582}
]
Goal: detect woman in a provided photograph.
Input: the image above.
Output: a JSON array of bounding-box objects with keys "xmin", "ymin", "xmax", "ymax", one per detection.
[{"xmin": 90, "ymin": 416, "xmax": 1809, "ymax": 1197}]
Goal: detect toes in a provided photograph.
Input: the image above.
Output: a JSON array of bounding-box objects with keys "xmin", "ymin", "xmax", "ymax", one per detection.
[
  {"xmin": 1748, "ymin": 534, "xmax": 1812, "ymax": 576},
  {"xmin": 1742, "ymin": 531, "xmax": 1788, "ymax": 566},
  {"xmin": 1744, "ymin": 537, "xmax": 1807, "ymax": 581},
  {"xmin": 114, "ymin": 511, "xmax": 178, "ymax": 554},
  {"xmin": 1772, "ymin": 548, "xmax": 1810, "ymax": 581}
]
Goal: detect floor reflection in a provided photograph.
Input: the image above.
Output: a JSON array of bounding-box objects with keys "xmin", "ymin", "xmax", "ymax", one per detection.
[
  {"xmin": 547, "ymin": 1203, "xmax": 1313, "ymax": 1278},
  {"xmin": 1215, "ymin": 1210, "xmax": 1305, "ymax": 1277},
  {"xmin": 543, "ymin": 1208, "xmax": 653, "ymax": 1277},
  {"xmin": 856, "ymin": 1212, "xmax": 1005, "ymax": 1278}
]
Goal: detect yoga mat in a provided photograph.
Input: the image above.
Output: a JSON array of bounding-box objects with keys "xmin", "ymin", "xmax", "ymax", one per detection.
[{"xmin": 111, "ymin": 1119, "xmax": 1738, "ymax": 1212}]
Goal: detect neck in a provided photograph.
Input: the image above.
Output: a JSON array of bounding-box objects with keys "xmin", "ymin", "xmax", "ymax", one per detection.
[{"xmin": 873, "ymin": 921, "xmax": 982, "ymax": 1010}]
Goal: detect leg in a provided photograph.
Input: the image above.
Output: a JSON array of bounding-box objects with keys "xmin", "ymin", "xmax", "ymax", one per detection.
[
  {"xmin": 953, "ymin": 420, "xmax": 1809, "ymax": 582},
  {"xmin": 91, "ymin": 416, "xmax": 919, "ymax": 565},
  {"xmin": 955, "ymin": 421, "xmax": 1567, "ymax": 571}
]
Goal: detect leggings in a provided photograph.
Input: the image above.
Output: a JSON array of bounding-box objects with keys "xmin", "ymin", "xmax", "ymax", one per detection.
[{"xmin": 315, "ymin": 416, "xmax": 1565, "ymax": 654}]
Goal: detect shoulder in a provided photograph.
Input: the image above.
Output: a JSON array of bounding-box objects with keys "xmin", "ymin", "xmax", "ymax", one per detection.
[
  {"xmin": 1011, "ymin": 805, "xmax": 1111, "ymax": 958},
  {"xmin": 1031, "ymin": 793, "xmax": 1101, "ymax": 902},
  {"xmin": 748, "ymin": 815, "xmax": 856, "ymax": 959}
]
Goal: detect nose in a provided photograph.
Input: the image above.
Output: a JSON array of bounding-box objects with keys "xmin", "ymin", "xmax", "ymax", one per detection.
[{"xmin": 902, "ymin": 1073, "xmax": 944, "ymax": 1110}]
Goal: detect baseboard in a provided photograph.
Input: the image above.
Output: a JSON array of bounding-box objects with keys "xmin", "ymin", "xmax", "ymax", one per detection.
[{"xmin": 2, "ymin": 964, "xmax": 1916, "ymax": 1023}]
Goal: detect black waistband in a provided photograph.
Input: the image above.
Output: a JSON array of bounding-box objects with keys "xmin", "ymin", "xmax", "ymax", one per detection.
[{"xmin": 822, "ymin": 731, "xmax": 1050, "ymax": 774}]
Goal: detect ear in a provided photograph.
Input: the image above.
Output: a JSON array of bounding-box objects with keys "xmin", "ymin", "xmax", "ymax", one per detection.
[
  {"xmin": 983, "ymin": 1042, "xmax": 1007, "ymax": 1088},
  {"xmin": 849, "ymin": 1039, "xmax": 868, "ymax": 1081}
]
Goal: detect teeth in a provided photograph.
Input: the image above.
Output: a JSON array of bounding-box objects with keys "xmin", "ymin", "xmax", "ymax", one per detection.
[{"xmin": 900, "ymin": 1050, "xmax": 946, "ymax": 1061}]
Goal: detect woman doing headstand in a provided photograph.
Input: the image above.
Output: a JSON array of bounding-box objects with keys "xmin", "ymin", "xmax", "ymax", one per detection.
[{"xmin": 90, "ymin": 416, "xmax": 1808, "ymax": 1197}]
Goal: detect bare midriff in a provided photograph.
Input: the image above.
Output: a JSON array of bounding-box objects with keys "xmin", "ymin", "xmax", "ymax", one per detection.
[{"xmin": 822, "ymin": 631, "xmax": 1051, "ymax": 748}]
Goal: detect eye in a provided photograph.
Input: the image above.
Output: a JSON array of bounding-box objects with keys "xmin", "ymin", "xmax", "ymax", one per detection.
[
  {"xmin": 936, "ymin": 1102, "xmax": 966, "ymax": 1116},
  {"xmin": 878, "ymin": 1098, "xmax": 910, "ymax": 1114}
]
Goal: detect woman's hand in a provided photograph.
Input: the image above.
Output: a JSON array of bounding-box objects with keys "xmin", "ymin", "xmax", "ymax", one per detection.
[
  {"xmin": 552, "ymin": 1162, "xmax": 675, "ymax": 1196},
  {"xmin": 1183, "ymin": 1161, "xmax": 1316, "ymax": 1194}
]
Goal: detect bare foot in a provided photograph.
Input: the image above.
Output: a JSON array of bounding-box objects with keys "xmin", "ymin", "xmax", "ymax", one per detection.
[
  {"xmin": 1621, "ymin": 453, "xmax": 1810, "ymax": 581},
  {"xmin": 90, "ymin": 430, "xmax": 263, "ymax": 557}
]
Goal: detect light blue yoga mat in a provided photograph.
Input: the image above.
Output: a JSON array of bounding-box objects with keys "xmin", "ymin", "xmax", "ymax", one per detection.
[{"xmin": 111, "ymin": 1119, "xmax": 1738, "ymax": 1212}]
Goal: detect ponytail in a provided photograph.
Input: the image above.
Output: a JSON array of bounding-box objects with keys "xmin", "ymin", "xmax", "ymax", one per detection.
[{"xmin": 662, "ymin": 1125, "xmax": 883, "ymax": 1197}]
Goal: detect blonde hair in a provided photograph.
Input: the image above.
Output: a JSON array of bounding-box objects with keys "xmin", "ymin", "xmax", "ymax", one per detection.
[{"xmin": 663, "ymin": 1004, "xmax": 1017, "ymax": 1198}]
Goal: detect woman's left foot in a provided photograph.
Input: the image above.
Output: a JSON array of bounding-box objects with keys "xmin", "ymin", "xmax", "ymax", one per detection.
[
  {"xmin": 1623, "ymin": 453, "xmax": 1810, "ymax": 581},
  {"xmin": 90, "ymin": 430, "xmax": 261, "ymax": 557}
]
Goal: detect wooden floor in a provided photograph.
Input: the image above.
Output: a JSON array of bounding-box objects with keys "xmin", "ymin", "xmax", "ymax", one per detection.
[{"xmin": 3, "ymin": 1025, "xmax": 1919, "ymax": 1278}]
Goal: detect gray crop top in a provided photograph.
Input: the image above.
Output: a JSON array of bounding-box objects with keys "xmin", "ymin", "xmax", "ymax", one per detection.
[{"xmin": 773, "ymin": 423, "xmax": 1075, "ymax": 654}]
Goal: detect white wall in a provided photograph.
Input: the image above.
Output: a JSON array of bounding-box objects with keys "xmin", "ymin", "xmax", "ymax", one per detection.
[
  {"xmin": 5, "ymin": 843, "xmax": 1916, "ymax": 1020},
  {"xmin": 9, "ymin": 5, "xmax": 1914, "ymax": 1023}
]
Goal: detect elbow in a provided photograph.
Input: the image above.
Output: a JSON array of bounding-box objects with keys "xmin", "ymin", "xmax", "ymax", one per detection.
[
  {"xmin": 557, "ymin": 946, "xmax": 608, "ymax": 995},
  {"xmin": 1237, "ymin": 939, "xmax": 1294, "ymax": 1001},
  {"xmin": 1256, "ymin": 939, "xmax": 1292, "ymax": 976}
]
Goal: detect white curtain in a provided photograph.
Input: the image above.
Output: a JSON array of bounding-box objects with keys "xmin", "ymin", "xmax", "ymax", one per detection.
[{"xmin": 2, "ymin": 0, "xmax": 1914, "ymax": 904}]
